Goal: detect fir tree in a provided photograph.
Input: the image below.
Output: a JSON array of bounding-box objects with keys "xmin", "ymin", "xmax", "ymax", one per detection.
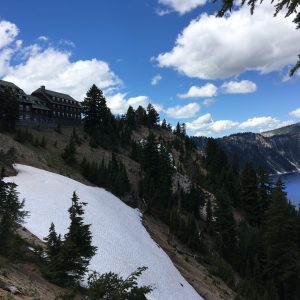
[
  {"xmin": 146, "ymin": 103, "xmax": 159, "ymax": 128},
  {"xmin": 61, "ymin": 192, "xmax": 97, "ymax": 283},
  {"xmin": 240, "ymin": 162, "xmax": 259, "ymax": 226},
  {"xmin": 82, "ymin": 84, "xmax": 113, "ymax": 136},
  {"xmin": 125, "ymin": 105, "xmax": 136, "ymax": 130},
  {"xmin": 0, "ymin": 181, "xmax": 28, "ymax": 254},
  {"xmin": 263, "ymin": 180, "xmax": 300, "ymax": 299}
]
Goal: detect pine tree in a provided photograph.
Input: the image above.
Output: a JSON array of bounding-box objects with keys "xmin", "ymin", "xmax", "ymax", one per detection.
[
  {"xmin": 263, "ymin": 180, "xmax": 300, "ymax": 299},
  {"xmin": 82, "ymin": 84, "xmax": 112, "ymax": 134},
  {"xmin": 240, "ymin": 162, "xmax": 259, "ymax": 226},
  {"xmin": 43, "ymin": 223, "xmax": 64, "ymax": 282},
  {"xmin": 125, "ymin": 106, "xmax": 136, "ymax": 130},
  {"xmin": 61, "ymin": 192, "xmax": 97, "ymax": 283},
  {"xmin": 0, "ymin": 181, "xmax": 28, "ymax": 253},
  {"xmin": 146, "ymin": 104, "xmax": 159, "ymax": 128}
]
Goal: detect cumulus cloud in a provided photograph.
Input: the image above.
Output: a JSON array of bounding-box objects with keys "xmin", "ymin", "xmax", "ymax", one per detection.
[
  {"xmin": 0, "ymin": 20, "xmax": 123, "ymax": 102},
  {"xmin": 186, "ymin": 114, "xmax": 292, "ymax": 136},
  {"xmin": 211, "ymin": 120, "xmax": 239, "ymax": 132},
  {"xmin": 178, "ymin": 83, "xmax": 217, "ymax": 98},
  {"xmin": 239, "ymin": 116, "xmax": 277, "ymax": 129},
  {"xmin": 222, "ymin": 80, "xmax": 257, "ymax": 94},
  {"xmin": 4, "ymin": 48, "xmax": 121, "ymax": 101},
  {"xmin": 157, "ymin": 0, "xmax": 206, "ymax": 15},
  {"xmin": 165, "ymin": 102, "xmax": 200, "ymax": 118},
  {"xmin": 202, "ymin": 98, "xmax": 215, "ymax": 106},
  {"xmin": 151, "ymin": 74, "xmax": 162, "ymax": 86},
  {"xmin": 0, "ymin": 21, "xmax": 18, "ymax": 49},
  {"xmin": 156, "ymin": 3, "xmax": 300, "ymax": 79},
  {"xmin": 106, "ymin": 93, "xmax": 162, "ymax": 115},
  {"xmin": 37, "ymin": 36, "xmax": 48, "ymax": 42},
  {"xmin": 289, "ymin": 108, "xmax": 300, "ymax": 118}
]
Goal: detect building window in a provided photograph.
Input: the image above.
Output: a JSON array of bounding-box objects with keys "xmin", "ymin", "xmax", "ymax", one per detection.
[
  {"xmin": 26, "ymin": 105, "xmax": 30, "ymax": 112},
  {"xmin": 19, "ymin": 105, "xmax": 23, "ymax": 111}
]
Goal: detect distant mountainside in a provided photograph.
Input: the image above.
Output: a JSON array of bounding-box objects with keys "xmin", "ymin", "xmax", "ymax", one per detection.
[{"xmin": 193, "ymin": 123, "xmax": 300, "ymax": 174}]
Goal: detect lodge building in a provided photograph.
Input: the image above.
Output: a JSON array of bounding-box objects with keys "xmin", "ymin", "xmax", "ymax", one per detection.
[{"xmin": 0, "ymin": 80, "xmax": 82, "ymax": 127}]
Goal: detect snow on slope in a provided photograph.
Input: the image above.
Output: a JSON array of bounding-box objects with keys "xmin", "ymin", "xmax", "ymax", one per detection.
[{"xmin": 5, "ymin": 164, "xmax": 202, "ymax": 300}]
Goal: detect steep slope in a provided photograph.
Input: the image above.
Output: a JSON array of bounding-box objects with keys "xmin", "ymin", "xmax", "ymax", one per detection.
[
  {"xmin": 5, "ymin": 164, "xmax": 202, "ymax": 300},
  {"xmin": 193, "ymin": 123, "xmax": 300, "ymax": 174}
]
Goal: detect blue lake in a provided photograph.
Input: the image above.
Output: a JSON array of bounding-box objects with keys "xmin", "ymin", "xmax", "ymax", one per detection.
[{"xmin": 276, "ymin": 172, "xmax": 300, "ymax": 207}]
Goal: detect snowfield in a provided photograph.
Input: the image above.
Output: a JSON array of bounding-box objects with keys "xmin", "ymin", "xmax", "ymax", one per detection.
[{"xmin": 5, "ymin": 164, "xmax": 202, "ymax": 300}]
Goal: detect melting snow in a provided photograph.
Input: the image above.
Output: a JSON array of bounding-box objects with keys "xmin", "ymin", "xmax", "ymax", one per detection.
[{"xmin": 5, "ymin": 164, "xmax": 202, "ymax": 300}]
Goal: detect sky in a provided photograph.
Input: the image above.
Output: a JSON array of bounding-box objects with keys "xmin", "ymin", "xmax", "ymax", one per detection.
[{"xmin": 1, "ymin": 0, "xmax": 300, "ymax": 137}]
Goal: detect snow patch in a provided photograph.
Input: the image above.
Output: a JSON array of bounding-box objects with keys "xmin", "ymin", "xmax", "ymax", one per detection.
[{"xmin": 5, "ymin": 164, "xmax": 202, "ymax": 300}]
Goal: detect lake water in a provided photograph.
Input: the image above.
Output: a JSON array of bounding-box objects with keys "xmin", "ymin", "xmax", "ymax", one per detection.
[{"xmin": 276, "ymin": 172, "xmax": 300, "ymax": 207}]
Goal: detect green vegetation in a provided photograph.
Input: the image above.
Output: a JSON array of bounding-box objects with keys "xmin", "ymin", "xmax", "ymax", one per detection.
[
  {"xmin": 87, "ymin": 267, "xmax": 152, "ymax": 300},
  {"xmin": 43, "ymin": 192, "xmax": 97, "ymax": 286}
]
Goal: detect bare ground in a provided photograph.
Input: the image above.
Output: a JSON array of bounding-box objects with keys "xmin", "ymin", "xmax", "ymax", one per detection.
[{"xmin": 143, "ymin": 215, "xmax": 235, "ymax": 300}]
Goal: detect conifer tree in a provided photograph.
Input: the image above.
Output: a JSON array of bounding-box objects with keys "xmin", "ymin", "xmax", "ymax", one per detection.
[
  {"xmin": 43, "ymin": 223, "xmax": 64, "ymax": 282},
  {"xmin": 125, "ymin": 106, "xmax": 136, "ymax": 130},
  {"xmin": 0, "ymin": 181, "xmax": 28, "ymax": 253},
  {"xmin": 240, "ymin": 162, "xmax": 259, "ymax": 226},
  {"xmin": 146, "ymin": 104, "xmax": 159, "ymax": 128},
  {"xmin": 82, "ymin": 84, "xmax": 112, "ymax": 135},
  {"xmin": 263, "ymin": 180, "xmax": 299, "ymax": 299},
  {"xmin": 61, "ymin": 192, "xmax": 97, "ymax": 283}
]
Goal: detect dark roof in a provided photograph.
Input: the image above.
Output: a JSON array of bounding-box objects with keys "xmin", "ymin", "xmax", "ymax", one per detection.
[
  {"xmin": 33, "ymin": 87, "xmax": 78, "ymax": 103},
  {"xmin": 29, "ymin": 96, "xmax": 50, "ymax": 111},
  {"xmin": 0, "ymin": 80, "xmax": 25, "ymax": 94}
]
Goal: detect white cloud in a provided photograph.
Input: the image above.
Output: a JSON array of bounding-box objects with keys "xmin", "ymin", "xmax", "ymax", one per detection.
[
  {"xmin": 186, "ymin": 113, "xmax": 213, "ymax": 131},
  {"xmin": 156, "ymin": 3, "xmax": 300, "ymax": 79},
  {"xmin": 211, "ymin": 120, "xmax": 239, "ymax": 132},
  {"xmin": 238, "ymin": 116, "xmax": 291, "ymax": 130},
  {"xmin": 128, "ymin": 96, "xmax": 150, "ymax": 108},
  {"xmin": 186, "ymin": 113, "xmax": 238, "ymax": 133},
  {"xmin": 0, "ymin": 20, "xmax": 122, "ymax": 101},
  {"xmin": 38, "ymin": 36, "xmax": 48, "ymax": 42},
  {"xmin": 151, "ymin": 74, "xmax": 162, "ymax": 86},
  {"xmin": 178, "ymin": 83, "xmax": 217, "ymax": 98},
  {"xmin": 222, "ymin": 80, "xmax": 257, "ymax": 94},
  {"xmin": 0, "ymin": 21, "xmax": 18, "ymax": 49},
  {"xmin": 202, "ymin": 98, "xmax": 215, "ymax": 106},
  {"xmin": 106, "ymin": 93, "xmax": 162, "ymax": 115},
  {"xmin": 4, "ymin": 48, "xmax": 121, "ymax": 101},
  {"xmin": 289, "ymin": 108, "xmax": 300, "ymax": 118},
  {"xmin": 186, "ymin": 114, "xmax": 292, "ymax": 136},
  {"xmin": 158, "ymin": 0, "xmax": 206, "ymax": 15},
  {"xmin": 59, "ymin": 39, "xmax": 76, "ymax": 48},
  {"xmin": 165, "ymin": 102, "xmax": 200, "ymax": 118}
]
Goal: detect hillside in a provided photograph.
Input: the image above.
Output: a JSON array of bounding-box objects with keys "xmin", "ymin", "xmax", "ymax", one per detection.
[
  {"xmin": 0, "ymin": 126, "xmax": 234, "ymax": 300},
  {"xmin": 5, "ymin": 164, "xmax": 201, "ymax": 300},
  {"xmin": 193, "ymin": 122, "xmax": 300, "ymax": 174}
]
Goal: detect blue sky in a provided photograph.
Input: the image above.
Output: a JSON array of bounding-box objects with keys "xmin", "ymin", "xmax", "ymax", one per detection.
[{"xmin": 1, "ymin": 0, "xmax": 300, "ymax": 136}]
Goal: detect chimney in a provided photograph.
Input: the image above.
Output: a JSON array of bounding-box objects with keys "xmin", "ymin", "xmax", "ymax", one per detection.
[{"xmin": 41, "ymin": 85, "xmax": 45, "ymax": 92}]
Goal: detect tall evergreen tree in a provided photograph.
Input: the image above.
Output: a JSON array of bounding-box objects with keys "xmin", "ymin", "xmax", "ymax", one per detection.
[
  {"xmin": 240, "ymin": 162, "xmax": 259, "ymax": 226},
  {"xmin": 146, "ymin": 104, "xmax": 159, "ymax": 128},
  {"xmin": 0, "ymin": 181, "xmax": 28, "ymax": 253},
  {"xmin": 263, "ymin": 180, "xmax": 300, "ymax": 300},
  {"xmin": 61, "ymin": 192, "xmax": 97, "ymax": 283},
  {"xmin": 82, "ymin": 84, "xmax": 112, "ymax": 134}
]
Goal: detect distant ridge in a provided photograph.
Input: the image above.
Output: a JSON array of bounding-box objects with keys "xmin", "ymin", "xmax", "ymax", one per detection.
[
  {"xmin": 193, "ymin": 122, "xmax": 300, "ymax": 174},
  {"xmin": 262, "ymin": 122, "xmax": 300, "ymax": 137}
]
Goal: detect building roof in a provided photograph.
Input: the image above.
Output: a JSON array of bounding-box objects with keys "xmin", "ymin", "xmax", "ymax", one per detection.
[
  {"xmin": 0, "ymin": 80, "xmax": 25, "ymax": 94},
  {"xmin": 29, "ymin": 95, "xmax": 50, "ymax": 111},
  {"xmin": 32, "ymin": 86, "xmax": 80, "ymax": 107}
]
